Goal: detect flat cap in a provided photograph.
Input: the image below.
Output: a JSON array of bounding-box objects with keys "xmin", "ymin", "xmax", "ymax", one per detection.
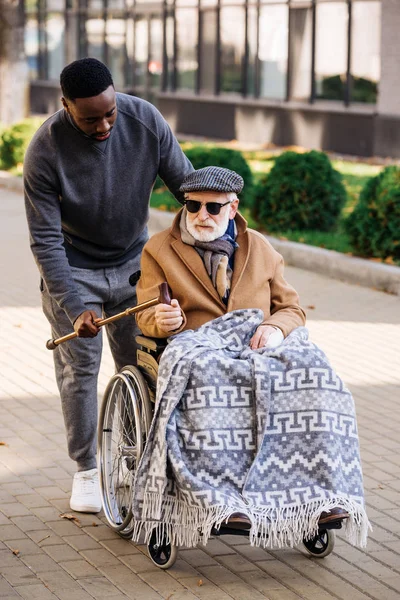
[{"xmin": 179, "ymin": 166, "xmax": 244, "ymax": 195}]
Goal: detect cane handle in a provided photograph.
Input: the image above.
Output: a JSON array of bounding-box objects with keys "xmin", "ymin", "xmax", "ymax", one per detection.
[
  {"xmin": 158, "ymin": 282, "xmax": 172, "ymax": 305},
  {"xmin": 46, "ymin": 282, "xmax": 171, "ymax": 350}
]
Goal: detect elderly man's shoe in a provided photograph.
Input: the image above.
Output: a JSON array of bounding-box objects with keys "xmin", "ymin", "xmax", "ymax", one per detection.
[
  {"xmin": 226, "ymin": 513, "xmax": 251, "ymax": 530},
  {"xmin": 318, "ymin": 507, "xmax": 349, "ymax": 525}
]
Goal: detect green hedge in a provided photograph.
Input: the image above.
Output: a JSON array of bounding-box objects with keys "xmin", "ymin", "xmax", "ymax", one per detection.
[
  {"xmin": 0, "ymin": 118, "xmax": 43, "ymax": 170},
  {"xmin": 345, "ymin": 166, "xmax": 400, "ymax": 261},
  {"xmin": 183, "ymin": 146, "xmax": 254, "ymax": 209},
  {"xmin": 253, "ymin": 150, "xmax": 347, "ymax": 232}
]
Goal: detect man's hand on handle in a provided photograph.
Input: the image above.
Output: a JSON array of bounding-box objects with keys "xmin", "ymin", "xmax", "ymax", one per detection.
[
  {"xmin": 155, "ymin": 299, "xmax": 183, "ymax": 333},
  {"xmin": 74, "ymin": 310, "xmax": 101, "ymax": 338}
]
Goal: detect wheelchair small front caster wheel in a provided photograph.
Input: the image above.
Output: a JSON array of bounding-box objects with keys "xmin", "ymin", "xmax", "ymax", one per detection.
[
  {"xmin": 147, "ymin": 530, "xmax": 178, "ymax": 569},
  {"xmin": 303, "ymin": 528, "xmax": 335, "ymax": 558}
]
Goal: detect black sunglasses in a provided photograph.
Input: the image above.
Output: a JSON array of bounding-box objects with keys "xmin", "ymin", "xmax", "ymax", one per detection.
[{"xmin": 183, "ymin": 199, "xmax": 232, "ymax": 216}]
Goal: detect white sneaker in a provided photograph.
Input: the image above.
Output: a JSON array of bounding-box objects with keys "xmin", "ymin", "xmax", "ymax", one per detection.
[{"xmin": 70, "ymin": 468, "xmax": 102, "ymax": 513}]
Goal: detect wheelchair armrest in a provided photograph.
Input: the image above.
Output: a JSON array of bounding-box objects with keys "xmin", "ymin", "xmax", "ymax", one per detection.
[{"xmin": 135, "ymin": 335, "xmax": 168, "ymax": 353}]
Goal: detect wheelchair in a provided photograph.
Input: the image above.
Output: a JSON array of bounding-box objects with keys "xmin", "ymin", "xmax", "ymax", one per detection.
[{"xmin": 97, "ymin": 335, "xmax": 340, "ymax": 570}]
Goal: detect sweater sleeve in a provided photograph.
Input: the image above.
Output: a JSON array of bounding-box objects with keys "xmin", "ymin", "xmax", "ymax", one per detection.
[
  {"xmin": 24, "ymin": 143, "xmax": 87, "ymax": 324},
  {"xmin": 136, "ymin": 240, "xmax": 187, "ymax": 338},
  {"xmin": 154, "ymin": 108, "xmax": 193, "ymax": 204},
  {"xmin": 262, "ymin": 253, "xmax": 306, "ymax": 336}
]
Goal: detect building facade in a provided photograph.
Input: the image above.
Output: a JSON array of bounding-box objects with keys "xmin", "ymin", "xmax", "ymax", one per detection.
[{"xmin": 26, "ymin": 0, "xmax": 400, "ymax": 157}]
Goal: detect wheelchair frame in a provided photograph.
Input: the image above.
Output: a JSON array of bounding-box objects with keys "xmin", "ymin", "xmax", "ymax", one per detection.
[{"xmin": 97, "ymin": 336, "xmax": 341, "ymax": 569}]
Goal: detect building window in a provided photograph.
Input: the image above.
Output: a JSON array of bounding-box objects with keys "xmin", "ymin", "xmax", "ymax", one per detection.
[
  {"xmin": 315, "ymin": 1, "xmax": 348, "ymax": 101},
  {"xmin": 106, "ymin": 19, "xmax": 126, "ymax": 89},
  {"xmin": 259, "ymin": 3, "xmax": 288, "ymax": 100},
  {"xmin": 351, "ymin": 0, "xmax": 381, "ymax": 104},
  {"xmin": 288, "ymin": 4, "xmax": 312, "ymax": 101},
  {"xmin": 199, "ymin": 8, "xmax": 217, "ymax": 94},
  {"xmin": 220, "ymin": 6, "xmax": 245, "ymax": 94},
  {"xmin": 86, "ymin": 17, "xmax": 105, "ymax": 63},
  {"xmin": 46, "ymin": 13, "xmax": 65, "ymax": 80},
  {"xmin": 176, "ymin": 6, "xmax": 198, "ymax": 91},
  {"xmin": 134, "ymin": 18, "xmax": 149, "ymax": 90}
]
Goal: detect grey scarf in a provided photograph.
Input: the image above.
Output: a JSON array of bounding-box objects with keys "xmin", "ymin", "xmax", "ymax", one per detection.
[{"xmin": 180, "ymin": 211, "xmax": 238, "ymax": 303}]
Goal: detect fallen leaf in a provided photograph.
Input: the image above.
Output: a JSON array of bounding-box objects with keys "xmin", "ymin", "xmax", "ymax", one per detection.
[
  {"xmin": 306, "ymin": 305, "xmax": 316, "ymax": 310},
  {"xmin": 92, "ymin": 522, "xmax": 98, "ymax": 527},
  {"xmin": 11, "ymin": 548, "xmax": 20, "ymax": 556},
  {"xmin": 0, "ymin": 441, "xmax": 8, "ymax": 446},
  {"xmin": 37, "ymin": 534, "xmax": 51, "ymax": 544},
  {"xmin": 197, "ymin": 579, "xmax": 203, "ymax": 587},
  {"xmin": 59, "ymin": 512, "xmax": 81, "ymax": 525}
]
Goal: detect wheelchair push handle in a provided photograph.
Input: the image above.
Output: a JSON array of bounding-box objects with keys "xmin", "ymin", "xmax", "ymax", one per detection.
[{"xmin": 46, "ymin": 282, "xmax": 172, "ymax": 350}]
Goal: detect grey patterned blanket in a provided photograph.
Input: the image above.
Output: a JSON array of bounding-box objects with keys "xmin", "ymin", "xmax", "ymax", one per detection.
[{"xmin": 132, "ymin": 309, "xmax": 369, "ymax": 548}]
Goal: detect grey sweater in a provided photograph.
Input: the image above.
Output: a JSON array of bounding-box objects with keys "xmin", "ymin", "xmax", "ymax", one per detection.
[{"xmin": 24, "ymin": 93, "xmax": 193, "ymax": 324}]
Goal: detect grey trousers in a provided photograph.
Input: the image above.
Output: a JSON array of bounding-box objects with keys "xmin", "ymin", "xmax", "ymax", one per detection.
[{"xmin": 42, "ymin": 256, "xmax": 142, "ymax": 471}]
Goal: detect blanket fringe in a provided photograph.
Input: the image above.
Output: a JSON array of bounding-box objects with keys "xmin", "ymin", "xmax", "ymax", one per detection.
[{"xmin": 132, "ymin": 493, "xmax": 371, "ymax": 549}]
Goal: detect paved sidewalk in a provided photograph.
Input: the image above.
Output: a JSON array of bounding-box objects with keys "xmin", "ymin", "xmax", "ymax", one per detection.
[{"xmin": 1, "ymin": 186, "xmax": 400, "ymax": 600}]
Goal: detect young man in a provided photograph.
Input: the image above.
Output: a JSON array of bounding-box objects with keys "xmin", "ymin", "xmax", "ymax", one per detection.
[{"xmin": 24, "ymin": 57, "xmax": 192, "ymax": 513}]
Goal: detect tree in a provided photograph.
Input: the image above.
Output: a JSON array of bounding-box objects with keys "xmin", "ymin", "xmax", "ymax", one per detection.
[{"xmin": 0, "ymin": 0, "xmax": 29, "ymax": 125}]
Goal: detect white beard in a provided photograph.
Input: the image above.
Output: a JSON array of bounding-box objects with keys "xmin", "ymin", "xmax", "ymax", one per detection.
[{"xmin": 186, "ymin": 211, "xmax": 231, "ymax": 242}]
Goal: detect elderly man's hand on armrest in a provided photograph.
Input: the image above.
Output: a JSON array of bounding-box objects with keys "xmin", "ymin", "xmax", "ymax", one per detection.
[{"xmin": 155, "ymin": 299, "xmax": 184, "ymax": 333}]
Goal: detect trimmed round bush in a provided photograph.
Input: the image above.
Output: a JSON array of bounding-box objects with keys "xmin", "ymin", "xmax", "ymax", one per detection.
[
  {"xmin": 345, "ymin": 166, "xmax": 400, "ymax": 261},
  {"xmin": 253, "ymin": 150, "xmax": 347, "ymax": 232},
  {"xmin": 0, "ymin": 118, "xmax": 42, "ymax": 170},
  {"xmin": 183, "ymin": 146, "xmax": 254, "ymax": 209}
]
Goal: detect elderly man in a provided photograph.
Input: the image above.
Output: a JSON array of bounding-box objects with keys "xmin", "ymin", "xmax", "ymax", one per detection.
[
  {"xmin": 136, "ymin": 166, "xmax": 305, "ymax": 347},
  {"xmin": 133, "ymin": 167, "xmax": 367, "ymax": 542}
]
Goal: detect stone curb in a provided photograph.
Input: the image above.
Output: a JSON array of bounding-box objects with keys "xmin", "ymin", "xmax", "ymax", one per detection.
[{"xmin": 2, "ymin": 171, "xmax": 399, "ymax": 296}]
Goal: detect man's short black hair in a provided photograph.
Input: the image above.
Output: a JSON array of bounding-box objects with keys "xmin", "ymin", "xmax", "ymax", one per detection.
[{"xmin": 60, "ymin": 58, "xmax": 114, "ymax": 101}]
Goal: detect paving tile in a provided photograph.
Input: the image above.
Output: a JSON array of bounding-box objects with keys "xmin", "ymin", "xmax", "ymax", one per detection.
[
  {"xmin": 82, "ymin": 525, "xmax": 121, "ymax": 541},
  {"xmin": 179, "ymin": 548, "xmax": 218, "ymax": 568},
  {"xmin": 0, "ymin": 503, "xmax": 32, "ymax": 518},
  {"xmin": 80, "ymin": 548, "xmax": 121, "ymax": 568},
  {"xmin": 11, "ymin": 515, "xmax": 49, "ymax": 532},
  {"xmin": 177, "ymin": 575, "xmax": 233, "ymax": 600},
  {"xmin": 99, "ymin": 564, "xmax": 162, "ymax": 600},
  {"xmin": 100, "ymin": 538, "xmax": 141, "ymax": 557},
  {"xmin": 60, "ymin": 559, "xmax": 100, "ymax": 578},
  {"xmin": 26, "ymin": 530, "xmax": 64, "ymax": 546},
  {"xmin": 14, "ymin": 583, "xmax": 57, "ymax": 599},
  {"xmin": 46, "ymin": 519, "xmax": 83, "ymax": 537},
  {"xmin": 20, "ymin": 552, "xmax": 60, "ymax": 573},
  {"xmin": 164, "ymin": 557, "xmax": 201, "ymax": 580},
  {"xmin": 0, "ymin": 573, "xmax": 21, "ymax": 598},
  {"xmin": 63, "ymin": 534, "xmax": 103, "ymax": 551},
  {"xmin": 79, "ymin": 575, "xmax": 131, "ymax": 598},
  {"xmin": 0, "ymin": 565, "xmax": 38, "ymax": 586},
  {"xmin": 43, "ymin": 543, "xmax": 81, "ymax": 562},
  {"xmin": 4, "ymin": 538, "xmax": 46, "ymax": 556},
  {"xmin": 120, "ymin": 552, "xmax": 159, "ymax": 573},
  {"xmin": 137, "ymin": 569, "xmax": 188, "ymax": 598},
  {"xmin": 0, "ymin": 524, "xmax": 28, "ymax": 541}
]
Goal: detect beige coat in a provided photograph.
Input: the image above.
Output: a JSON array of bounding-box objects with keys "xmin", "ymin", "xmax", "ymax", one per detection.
[{"xmin": 136, "ymin": 210, "xmax": 306, "ymax": 338}]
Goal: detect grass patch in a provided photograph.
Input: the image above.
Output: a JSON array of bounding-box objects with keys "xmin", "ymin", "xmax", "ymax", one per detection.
[{"xmin": 150, "ymin": 188, "xmax": 180, "ymax": 212}]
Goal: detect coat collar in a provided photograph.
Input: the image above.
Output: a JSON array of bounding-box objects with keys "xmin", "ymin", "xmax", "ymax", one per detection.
[{"xmin": 169, "ymin": 209, "xmax": 250, "ymax": 307}]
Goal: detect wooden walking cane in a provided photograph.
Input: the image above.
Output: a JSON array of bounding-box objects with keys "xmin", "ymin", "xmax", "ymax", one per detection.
[{"xmin": 46, "ymin": 282, "xmax": 171, "ymax": 350}]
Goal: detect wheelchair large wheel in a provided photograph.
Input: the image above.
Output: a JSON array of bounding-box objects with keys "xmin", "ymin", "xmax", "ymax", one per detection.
[
  {"xmin": 98, "ymin": 365, "xmax": 152, "ymax": 538},
  {"xmin": 303, "ymin": 529, "xmax": 335, "ymax": 558}
]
